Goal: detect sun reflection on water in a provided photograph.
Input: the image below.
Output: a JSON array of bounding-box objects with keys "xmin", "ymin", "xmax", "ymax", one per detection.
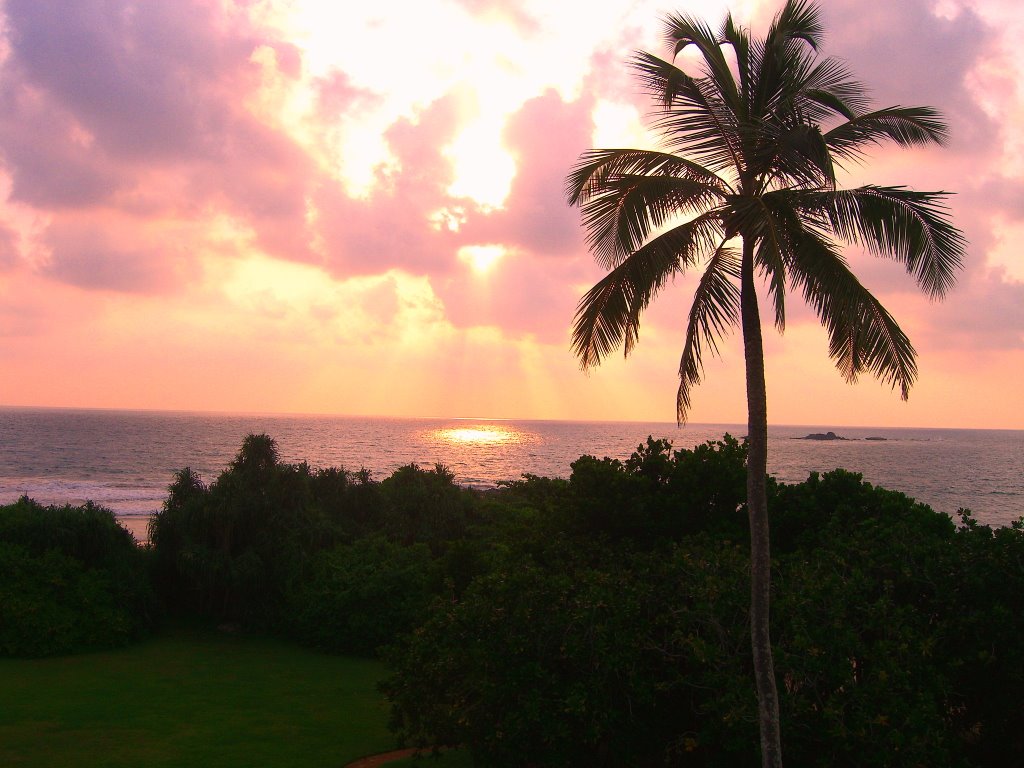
[{"xmin": 434, "ymin": 425, "xmax": 522, "ymax": 446}]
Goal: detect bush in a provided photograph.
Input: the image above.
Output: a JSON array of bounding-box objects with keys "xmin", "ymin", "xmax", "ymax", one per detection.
[
  {"xmin": 565, "ymin": 436, "xmax": 748, "ymax": 543},
  {"xmin": 149, "ymin": 435, "xmax": 332, "ymax": 624},
  {"xmin": 384, "ymin": 464, "xmax": 1024, "ymax": 767},
  {"xmin": 292, "ymin": 537, "xmax": 435, "ymax": 655},
  {"xmin": 0, "ymin": 498, "xmax": 157, "ymax": 656},
  {"xmin": 380, "ymin": 463, "xmax": 477, "ymax": 550},
  {"xmin": 384, "ymin": 539, "xmax": 755, "ymax": 767},
  {"xmin": 148, "ymin": 436, "xmax": 477, "ymax": 642}
]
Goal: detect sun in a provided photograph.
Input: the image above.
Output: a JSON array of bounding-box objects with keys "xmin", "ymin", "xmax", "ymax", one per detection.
[
  {"xmin": 458, "ymin": 244, "xmax": 506, "ymax": 275},
  {"xmin": 445, "ymin": 120, "xmax": 518, "ymax": 209}
]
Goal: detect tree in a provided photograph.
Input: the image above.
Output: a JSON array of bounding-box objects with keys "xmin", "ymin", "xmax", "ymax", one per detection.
[{"xmin": 565, "ymin": 2, "xmax": 965, "ymax": 765}]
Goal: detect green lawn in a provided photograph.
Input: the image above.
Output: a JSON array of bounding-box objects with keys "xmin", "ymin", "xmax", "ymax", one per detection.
[{"xmin": 0, "ymin": 627, "xmax": 399, "ymax": 768}]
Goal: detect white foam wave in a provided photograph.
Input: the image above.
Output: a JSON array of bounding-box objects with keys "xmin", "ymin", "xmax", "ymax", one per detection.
[{"xmin": 0, "ymin": 477, "xmax": 165, "ymax": 516}]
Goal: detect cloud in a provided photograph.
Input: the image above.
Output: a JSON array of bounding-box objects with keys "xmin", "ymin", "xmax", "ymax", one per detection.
[
  {"xmin": 38, "ymin": 217, "xmax": 184, "ymax": 293},
  {"xmin": 0, "ymin": 0, "xmax": 325, "ymax": 291},
  {"xmin": 461, "ymin": 89, "xmax": 595, "ymax": 257},
  {"xmin": 312, "ymin": 71, "xmax": 382, "ymax": 122},
  {"xmin": 0, "ymin": 0, "xmax": 1019, "ymax": 428},
  {"xmin": 436, "ymin": 250, "xmax": 594, "ymax": 343},
  {"xmin": 0, "ymin": 222, "xmax": 19, "ymax": 270},
  {"xmin": 310, "ymin": 93, "xmax": 466, "ymax": 277},
  {"xmin": 2, "ymin": 0, "xmax": 260, "ymax": 162},
  {"xmin": 976, "ymin": 177, "xmax": 1024, "ymax": 222},
  {"xmin": 453, "ymin": 0, "xmax": 540, "ymax": 34},
  {"xmin": 0, "ymin": 102, "xmax": 124, "ymax": 209}
]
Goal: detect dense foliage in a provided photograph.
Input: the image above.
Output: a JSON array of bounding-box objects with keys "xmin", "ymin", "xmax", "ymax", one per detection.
[
  {"xmin": 0, "ymin": 498, "xmax": 157, "ymax": 656},
  {"xmin": 293, "ymin": 537, "xmax": 435, "ymax": 655},
  {"xmin": 147, "ymin": 435, "xmax": 478, "ymax": 646},
  {"xmin": 384, "ymin": 440, "xmax": 1024, "ymax": 768},
  {"xmin": 5, "ymin": 433, "xmax": 1022, "ymax": 766}
]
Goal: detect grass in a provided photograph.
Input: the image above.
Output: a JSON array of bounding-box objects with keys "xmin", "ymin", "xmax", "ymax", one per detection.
[{"xmin": 0, "ymin": 625, "xmax": 399, "ymax": 768}]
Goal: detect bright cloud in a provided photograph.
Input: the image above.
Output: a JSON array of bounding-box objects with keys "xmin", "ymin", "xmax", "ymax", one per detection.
[{"xmin": 0, "ymin": 0, "xmax": 1021, "ymax": 427}]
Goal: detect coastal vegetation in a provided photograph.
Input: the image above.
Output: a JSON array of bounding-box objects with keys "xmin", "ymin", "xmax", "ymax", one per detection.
[
  {"xmin": 0, "ymin": 497, "xmax": 156, "ymax": 657},
  {"xmin": 2, "ymin": 433, "xmax": 1022, "ymax": 766},
  {"xmin": 564, "ymin": 2, "xmax": 965, "ymax": 763}
]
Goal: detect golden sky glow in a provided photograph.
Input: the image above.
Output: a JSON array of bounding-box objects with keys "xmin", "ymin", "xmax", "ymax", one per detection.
[{"xmin": 0, "ymin": 0, "xmax": 1021, "ymax": 428}]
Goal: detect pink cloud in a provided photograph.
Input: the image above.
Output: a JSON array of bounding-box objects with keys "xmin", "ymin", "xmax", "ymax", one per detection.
[
  {"xmin": 928, "ymin": 269, "xmax": 1024, "ymax": 350},
  {"xmin": 816, "ymin": 1, "xmax": 996, "ymax": 154},
  {"xmin": 311, "ymin": 94, "xmax": 465, "ymax": 278},
  {"xmin": 313, "ymin": 71, "xmax": 382, "ymax": 121},
  {"xmin": 0, "ymin": 0, "xmax": 324, "ymax": 291},
  {"xmin": 1, "ymin": 0, "xmax": 267, "ymax": 162},
  {"xmin": 461, "ymin": 89, "xmax": 595, "ymax": 258},
  {"xmin": 0, "ymin": 223, "xmax": 19, "ymax": 270},
  {"xmin": 39, "ymin": 217, "xmax": 186, "ymax": 294},
  {"xmin": 976, "ymin": 178, "xmax": 1024, "ymax": 222},
  {"xmin": 437, "ymin": 252, "xmax": 596, "ymax": 343}
]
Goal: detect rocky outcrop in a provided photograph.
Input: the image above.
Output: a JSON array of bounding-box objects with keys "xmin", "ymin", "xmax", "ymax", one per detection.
[{"xmin": 796, "ymin": 431, "xmax": 847, "ymax": 441}]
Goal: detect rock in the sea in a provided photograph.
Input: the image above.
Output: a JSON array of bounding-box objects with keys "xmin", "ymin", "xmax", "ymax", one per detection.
[{"xmin": 798, "ymin": 431, "xmax": 847, "ymax": 441}]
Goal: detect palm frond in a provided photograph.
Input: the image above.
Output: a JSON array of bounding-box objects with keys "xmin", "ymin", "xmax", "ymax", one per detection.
[
  {"xmin": 748, "ymin": 0, "xmax": 822, "ymax": 123},
  {"xmin": 566, "ymin": 148, "xmax": 729, "ymax": 270},
  {"xmin": 769, "ymin": 0, "xmax": 824, "ymax": 51},
  {"xmin": 798, "ymin": 57, "xmax": 869, "ymax": 122},
  {"xmin": 572, "ymin": 216, "xmax": 722, "ymax": 368},
  {"xmin": 721, "ymin": 14, "xmax": 751, "ymax": 100},
  {"xmin": 783, "ymin": 186, "xmax": 965, "ymax": 298},
  {"xmin": 632, "ymin": 52, "xmax": 744, "ymax": 174},
  {"xmin": 755, "ymin": 235, "xmax": 789, "ymax": 333},
  {"xmin": 824, "ymin": 107, "xmax": 949, "ymax": 163},
  {"xmin": 744, "ymin": 121, "xmax": 835, "ymax": 189},
  {"xmin": 661, "ymin": 12, "xmax": 740, "ymax": 111},
  {"xmin": 677, "ymin": 243, "xmax": 740, "ymax": 423},
  {"xmin": 566, "ymin": 148, "xmax": 728, "ymax": 207},
  {"xmin": 738, "ymin": 45, "xmax": 840, "ymax": 186},
  {"xmin": 717, "ymin": 195, "xmax": 787, "ymax": 330},
  {"xmin": 631, "ymin": 50, "xmax": 701, "ymax": 110},
  {"xmin": 784, "ymin": 224, "xmax": 918, "ymax": 397},
  {"xmin": 580, "ymin": 175, "xmax": 726, "ymax": 269}
]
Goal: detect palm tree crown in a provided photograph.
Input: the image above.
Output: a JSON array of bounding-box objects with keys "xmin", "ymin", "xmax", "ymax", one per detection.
[{"xmin": 567, "ymin": 0, "xmax": 964, "ymax": 422}]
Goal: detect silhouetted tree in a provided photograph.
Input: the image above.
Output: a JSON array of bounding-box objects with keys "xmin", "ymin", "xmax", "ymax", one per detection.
[{"xmin": 566, "ymin": 2, "xmax": 965, "ymax": 764}]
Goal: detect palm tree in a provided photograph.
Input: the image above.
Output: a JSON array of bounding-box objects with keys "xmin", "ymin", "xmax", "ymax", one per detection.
[{"xmin": 565, "ymin": 1, "xmax": 965, "ymax": 765}]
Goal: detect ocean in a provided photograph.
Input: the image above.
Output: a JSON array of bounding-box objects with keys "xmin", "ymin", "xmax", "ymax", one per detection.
[{"xmin": 1, "ymin": 407, "xmax": 1021, "ymax": 540}]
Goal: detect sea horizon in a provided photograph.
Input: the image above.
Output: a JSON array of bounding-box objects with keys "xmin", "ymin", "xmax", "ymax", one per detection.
[
  {"xmin": 3, "ymin": 406, "xmax": 1022, "ymax": 542},
  {"xmin": 2, "ymin": 402, "xmax": 1019, "ymax": 433}
]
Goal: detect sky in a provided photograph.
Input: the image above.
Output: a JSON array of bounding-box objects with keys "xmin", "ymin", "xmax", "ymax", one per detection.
[{"xmin": 0, "ymin": 0, "xmax": 1021, "ymax": 429}]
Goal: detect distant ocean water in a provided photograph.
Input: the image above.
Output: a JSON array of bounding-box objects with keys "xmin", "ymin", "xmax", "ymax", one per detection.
[{"xmin": 1, "ymin": 407, "xmax": 1021, "ymax": 540}]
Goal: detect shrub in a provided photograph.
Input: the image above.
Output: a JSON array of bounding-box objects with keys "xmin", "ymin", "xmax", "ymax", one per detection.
[
  {"xmin": 384, "ymin": 539, "xmax": 755, "ymax": 767},
  {"xmin": 148, "ymin": 435, "xmax": 334, "ymax": 624},
  {"xmin": 384, "ymin": 465, "xmax": 1024, "ymax": 767},
  {"xmin": 565, "ymin": 436, "xmax": 748, "ymax": 543},
  {"xmin": 0, "ymin": 497, "xmax": 157, "ymax": 656},
  {"xmin": 292, "ymin": 537, "xmax": 435, "ymax": 655},
  {"xmin": 380, "ymin": 463, "xmax": 477, "ymax": 550},
  {"xmin": 148, "ymin": 437, "xmax": 474, "ymax": 639}
]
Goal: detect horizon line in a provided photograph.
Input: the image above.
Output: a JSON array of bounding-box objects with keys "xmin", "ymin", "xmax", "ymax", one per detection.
[{"xmin": 0, "ymin": 403, "xmax": 1020, "ymax": 433}]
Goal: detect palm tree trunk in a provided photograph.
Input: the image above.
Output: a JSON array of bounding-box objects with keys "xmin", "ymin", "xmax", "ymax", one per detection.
[{"xmin": 740, "ymin": 236, "xmax": 783, "ymax": 768}]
